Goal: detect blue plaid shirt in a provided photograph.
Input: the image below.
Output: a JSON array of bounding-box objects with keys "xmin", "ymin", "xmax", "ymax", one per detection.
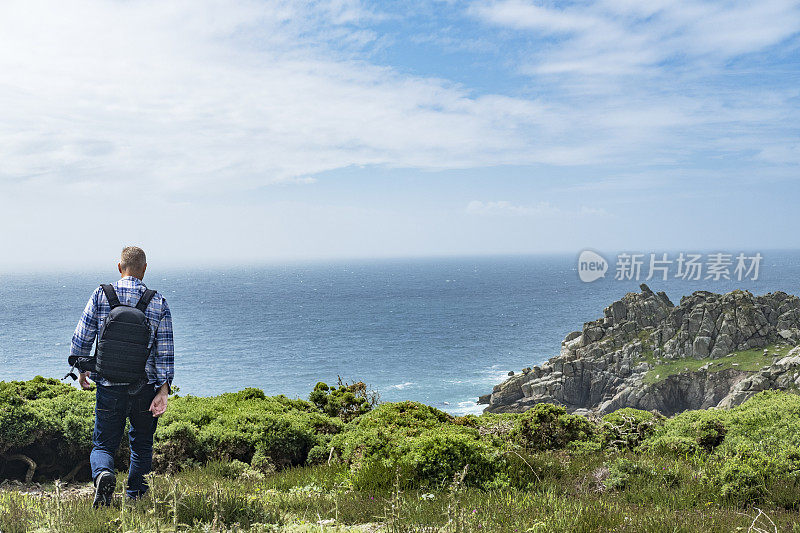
[{"xmin": 70, "ymin": 276, "xmax": 174, "ymax": 392}]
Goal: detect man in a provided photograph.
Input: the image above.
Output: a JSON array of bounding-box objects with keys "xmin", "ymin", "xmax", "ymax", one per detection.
[{"xmin": 70, "ymin": 246, "xmax": 174, "ymax": 507}]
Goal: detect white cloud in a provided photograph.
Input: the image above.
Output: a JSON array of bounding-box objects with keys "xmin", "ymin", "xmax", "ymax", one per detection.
[
  {"xmin": 0, "ymin": 0, "xmax": 798, "ymax": 267},
  {"xmin": 466, "ymin": 0, "xmax": 800, "ymax": 184},
  {"xmin": 470, "ymin": 0, "xmax": 601, "ymax": 33},
  {"xmin": 1, "ymin": 0, "xmax": 795, "ymax": 201},
  {"xmin": 472, "ymin": 0, "xmax": 800, "ymax": 75},
  {"xmin": 0, "ymin": 0, "xmax": 597, "ymax": 196},
  {"xmin": 756, "ymin": 143, "xmax": 800, "ymax": 165}
]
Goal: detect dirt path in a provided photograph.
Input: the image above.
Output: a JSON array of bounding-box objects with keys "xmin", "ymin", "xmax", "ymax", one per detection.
[{"xmin": 0, "ymin": 479, "xmax": 94, "ymax": 499}]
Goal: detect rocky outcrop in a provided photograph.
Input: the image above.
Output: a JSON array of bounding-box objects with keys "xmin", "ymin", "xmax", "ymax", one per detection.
[{"xmin": 481, "ymin": 284, "xmax": 800, "ymax": 416}]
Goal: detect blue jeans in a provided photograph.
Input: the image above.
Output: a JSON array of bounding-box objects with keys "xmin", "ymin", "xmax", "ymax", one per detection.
[{"xmin": 90, "ymin": 384, "xmax": 158, "ymax": 498}]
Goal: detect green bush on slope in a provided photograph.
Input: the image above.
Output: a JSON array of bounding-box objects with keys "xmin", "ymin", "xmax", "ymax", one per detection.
[
  {"xmin": 513, "ymin": 403, "xmax": 597, "ymax": 451},
  {"xmin": 153, "ymin": 390, "xmax": 342, "ymax": 472},
  {"xmin": 309, "ymin": 380, "xmax": 374, "ymax": 421},
  {"xmin": 0, "ymin": 386, "xmax": 48, "ymax": 455},
  {"xmin": 601, "ymin": 407, "xmax": 663, "ymax": 449},
  {"xmin": 0, "ymin": 377, "xmax": 95, "ymax": 479},
  {"xmin": 640, "ymin": 389, "xmax": 800, "ymax": 505},
  {"xmin": 329, "ymin": 401, "xmax": 507, "ymax": 488},
  {"xmin": 0, "ymin": 377, "xmax": 344, "ymax": 480},
  {"xmin": 329, "ymin": 401, "xmax": 453, "ymax": 463},
  {"xmin": 5, "ymin": 377, "xmax": 800, "ymax": 507}
]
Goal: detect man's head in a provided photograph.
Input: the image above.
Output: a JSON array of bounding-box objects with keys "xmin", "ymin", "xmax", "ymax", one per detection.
[{"xmin": 118, "ymin": 246, "xmax": 147, "ymax": 279}]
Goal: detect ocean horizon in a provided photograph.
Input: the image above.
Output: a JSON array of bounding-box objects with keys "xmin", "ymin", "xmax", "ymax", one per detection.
[{"xmin": 2, "ymin": 251, "xmax": 799, "ymax": 415}]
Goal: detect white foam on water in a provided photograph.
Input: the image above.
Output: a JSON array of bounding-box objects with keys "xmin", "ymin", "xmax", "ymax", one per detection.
[
  {"xmin": 442, "ymin": 365, "xmax": 514, "ymax": 387},
  {"xmin": 448, "ymin": 400, "xmax": 485, "ymax": 416},
  {"xmin": 387, "ymin": 381, "xmax": 415, "ymax": 390}
]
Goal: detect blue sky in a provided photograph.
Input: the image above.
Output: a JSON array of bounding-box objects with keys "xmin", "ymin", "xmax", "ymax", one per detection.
[{"xmin": 0, "ymin": 0, "xmax": 798, "ymax": 269}]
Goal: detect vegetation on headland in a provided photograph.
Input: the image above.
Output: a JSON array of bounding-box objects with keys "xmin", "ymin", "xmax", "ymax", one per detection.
[
  {"xmin": 639, "ymin": 342, "xmax": 796, "ymax": 385},
  {"xmin": 2, "ymin": 377, "xmax": 800, "ymax": 531}
]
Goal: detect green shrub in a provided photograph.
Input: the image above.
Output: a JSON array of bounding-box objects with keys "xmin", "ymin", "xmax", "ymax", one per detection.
[
  {"xmin": 764, "ymin": 471, "xmax": 800, "ymax": 510},
  {"xmin": 640, "ymin": 390, "xmax": 800, "ymax": 505},
  {"xmin": 346, "ymin": 400, "xmax": 452, "ymax": 429},
  {"xmin": 230, "ymin": 387, "xmax": 266, "ymax": 401},
  {"xmin": 603, "ymin": 456, "xmax": 682, "ymax": 493},
  {"xmin": 397, "ymin": 430, "xmax": 500, "ymax": 487},
  {"xmin": 566, "ymin": 439, "xmax": 603, "ymax": 455},
  {"xmin": 306, "ymin": 444, "xmax": 331, "ymax": 465},
  {"xmin": 601, "ymin": 408, "xmax": 662, "ymax": 449},
  {"xmin": 513, "ymin": 403, "xmax": 596, "ymax": 451},
  {"xmin": 8, "ymin": 374, "xmax": 800, "ymax": 508},
  {"xmin": 4, "ymin": 376, "xmax": 76, "ymax": 400},
  {"xmin": 500, "ymin": 450, "xmax": 567, "ymax": 490},
  {"xmin": 0, "ymin": 386, "xmax": 49, "ymax": 454},
  {"xmin": 604, "ymin": 457, "xmax": 642, "ymax": 491},
  {"xmin": 696, "ymin": 418, "xmax": 727, "ymax": 452},
  {"xmin": 156, "ymin": 396, "xmax": 324, "ymax": 467},
  {"xmin": 332, "ymin": 402, "xmax": 506, "ymax": 489},
  {"xmin": 330, "ymin": 401, "xmax": 454, "ymax": 464},
  {"xmin": 0, "ymin": 379, "xmax": 352, "ymax": 480},
  {"xmin": 716, "ymin": 450, "xmax": 765, "ymax": 503},
  {"xmin": 309, "ymin": 380, "xmax": 375, "ymax": 422},
  {"xmin": 250, "ymin": 446, "xmax": 276, "ymax": 474},
  {"xmin": 639, "ymin": 435, "xmax": 699, "ymax": 456},
  {"xmin": 153, "ymin": 420, "xmax": 202, "ymax": 473},
  {"xmin": 452, "ymin": 414, "xmax": 480, "ymax": 427},
  {"xmin": 0, "ymin": 378, "xmax": 94, "ymax": 479},
  {"xmin": 349, "ymin": 428, "xmax": 501, "ymax": 490}
]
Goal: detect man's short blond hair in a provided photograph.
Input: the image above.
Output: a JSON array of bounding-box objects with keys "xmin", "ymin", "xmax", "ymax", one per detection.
[{"xmin": 120, "ymin": 246, "xmax": 147, "ymax": 273}]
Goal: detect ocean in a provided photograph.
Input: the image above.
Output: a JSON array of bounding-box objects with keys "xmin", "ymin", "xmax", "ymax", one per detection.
[{"xmin": 2, "ymin": 252, "xmax": 799, "ymax": 414}]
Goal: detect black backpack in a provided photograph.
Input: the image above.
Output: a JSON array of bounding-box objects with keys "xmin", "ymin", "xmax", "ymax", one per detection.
[{"xmin": 65, "ymin": 284, "xmax": 156, "ymax": 383}]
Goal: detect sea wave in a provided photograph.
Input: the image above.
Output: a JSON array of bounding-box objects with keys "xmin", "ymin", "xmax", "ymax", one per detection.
[
  {"xmin": 387, "ymin": 382, "xmax": 415, "ymax": 390},
  {"xmin": 448, "ymin": 400, "xmax": 485, "ymax": 416}
]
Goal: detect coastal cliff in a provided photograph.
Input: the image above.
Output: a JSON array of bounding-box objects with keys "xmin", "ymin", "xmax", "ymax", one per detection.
[{"xmin": 480, "ymin": 284, "xmax": 800, "ymax": 415}]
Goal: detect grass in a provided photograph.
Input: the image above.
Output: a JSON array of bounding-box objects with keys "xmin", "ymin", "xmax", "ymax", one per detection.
[
  {"xmin": 6, "ymin": 379, "xmax": 800, "ymax": 531},
  {"xmin": 637, "ymin": 329, "xmax": 652, "ymax": 343},
  {"xmin": 641, "ymin": 343, "xmax": 796, "ymax": 385},
  {"xmin": 3, "ymin": 453, "xmax": 800, "ymax": 532}
]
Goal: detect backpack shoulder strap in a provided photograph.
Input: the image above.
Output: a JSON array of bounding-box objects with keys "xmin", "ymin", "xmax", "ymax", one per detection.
[
  {"xmin": 136, "ymin": 289, "xmax": 157, "ymax": 312},
  {"xmin": 101, "ymin": 284, "xmax": 121, "ymax": 309}
]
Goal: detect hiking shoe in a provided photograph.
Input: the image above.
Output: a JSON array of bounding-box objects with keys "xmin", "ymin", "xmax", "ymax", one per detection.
[{"xmin": 93, "ymin": 471, "xmax": 116, "ymax": 508}]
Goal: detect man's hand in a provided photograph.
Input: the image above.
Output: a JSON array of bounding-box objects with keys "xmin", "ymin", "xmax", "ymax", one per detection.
[
  {"xmin": 78, "ymin": 372, "xmax": 92, "ymax": 390},
  {"xmin": 149, "ymin": 384, "xmax": 169, "ymax": 418}
]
